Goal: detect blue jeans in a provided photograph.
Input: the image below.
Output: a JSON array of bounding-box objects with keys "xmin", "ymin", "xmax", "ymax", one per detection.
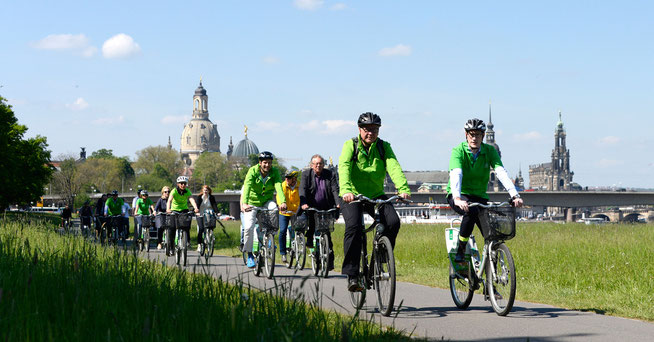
[{"xmin": 278, "ymin": 214, "xmax": 294, "ymax": 255}]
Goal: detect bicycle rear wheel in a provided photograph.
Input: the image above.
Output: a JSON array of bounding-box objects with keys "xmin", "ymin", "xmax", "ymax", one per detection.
[
  {"xmin": 181, "ymin": 231, "xmax": 188, "ymax": 267},
  {"xmin": 487, "ymin": 243, "xmax": 516, "ymax": 316},
  {"xmin": 374, "ymin": 236, "xmax": 396, "ymax": 316},
  {"xmin": 349, "ymin": 247, "xmax": 367, "ymax": 310},
  {"xmin": 449, "ymin": 261, "xmax": 474, "ymax": 309},
  {"xmin": 311, "ymin": 241, "xmax": 320, "ymax": 276},
  {"xmin": 319, "ymin": 235, "xmax": 330, "ymax": 278},
  {"xmin": 295, "ymin": 234, "xmax": 306, "ymax": 270},
  {"xmin": 264, "ymin": 233, "xmax": 275, "ymax": 279}
]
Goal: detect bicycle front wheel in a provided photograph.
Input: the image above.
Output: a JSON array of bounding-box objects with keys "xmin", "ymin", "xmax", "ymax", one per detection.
[
  {"xmin": 449, "ymin": 261, "xmax": 474, "ymax": 309},
  {"xmin": 487, "ymin": 243, "xmax": 516, "ymax": 316},
  {"xmin": 319, "ymin": 234, "xmax": 330, "ymax": 278},
  {"xmin": 264, "ymin": 233, "xmax": 275, "ymax": 279},
  {"xmin": 295, "ymin": 234, "xmax": 306, "ymax": 270},
  {"xmin": 181, "ymin": 231, "xmax": 188, "ymax": 267},
  {"xmin": 374, "ymin": 236, "xmax": 396, "ymax": 316}
]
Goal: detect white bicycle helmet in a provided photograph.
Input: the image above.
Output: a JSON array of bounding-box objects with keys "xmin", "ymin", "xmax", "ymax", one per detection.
[{"xmin": 176, "ymin": 176, "xmax": 189, "ymax": 183}]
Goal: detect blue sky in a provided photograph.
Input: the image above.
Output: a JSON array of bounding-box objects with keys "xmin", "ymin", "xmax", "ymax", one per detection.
[{"xmin": 2, "ymin": 1, "xmax": 653, "ymax": 188}]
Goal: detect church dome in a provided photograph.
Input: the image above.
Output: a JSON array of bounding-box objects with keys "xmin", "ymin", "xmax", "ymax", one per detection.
[
  {"xmin": 180, "ymin": 118, "xmax": 221, "ymax": 154},
  {"xmin": 233, "ymin": 136, "xmax": 259, "ymax": 158},
  {"xmin": 195, "ymin": 83, "xmax": 207, "ymax": 96}
]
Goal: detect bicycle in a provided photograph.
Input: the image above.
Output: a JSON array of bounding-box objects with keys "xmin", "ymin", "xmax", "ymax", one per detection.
[
  {"xmin": 80, "ymin": 216, "xmax": 92, "ymax": 239},
  {"xmin": 199, "ymin": 209, "xmax": 229, "ymax": 264},
  {"xmin": 104, "ymin": 215, "xmax": 123, "ymax": 247},
  {"xmin": 248, "ymin": 207, "xmax": 278, "ymax": 279},
  {"xmin": 165, "ymin": 212, "xmax": 194, "ymax": 267},
  {"xmin": 306, "ymin": 207, "xmax": 338, "ymax": 278},
  {"xmin": 290, "ymin": 214, "xmax": 308, "ymax": 270},
  {"xmin": 135, "ymin": 214, "xmax": 154, "ymax": 252},
  {"xmin": 446, "ymin": 202, "xmax": 517, "ymax": 316},
  {"xmin": 348, "ymin": 195, "xmax": 409, "ymax": 317},
  {"xmin": 279, "ymin": 212, "xmax": 297, "ymax": 269}
]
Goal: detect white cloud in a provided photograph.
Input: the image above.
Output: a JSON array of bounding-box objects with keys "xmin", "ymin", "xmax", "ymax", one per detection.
[
  {"xmin": 31, "ymin": 34, "xmax": 97, "ymax": 57},
  {"xmin": 513, "ymin": 131, "xmax": 542, "ymax": 141},
  {"xmin": 596, "ymin": 159, "xmax": 623, "ymax": 168},
  {"xmin": 92, "ymin": 116, "xmax": 125, "ymax": 125},
  {"xmin": 102, "ymin": 34, "xmax": 141, "ymax": 59},
  {"xmin": 299, "ymin": 119, "xmax": 355, "ymax": 134},
  {"xmin": 161, "ymin": 115, "xmax": 190, "ymax": 125},
  {"xmin": 330, "ymin": 3, "xmax": 347, "ymax": 10},
  {"xmin": 294, "ymin": 0, "xmax": 323, "ymax": 10},
  {"xmin": 378, "ymin": 44, "xmax": 412, "ymax": 57},
  {"xmin": 262, "ymin": 56, "xmax": 280, "ymax": 65},
  {"xmin": 599, "ymin": 136, "xmax": 620, "ymax": 145},
  {"xmin": 66, "ymin": 97, "xmax": 89, "ymax": 110}
]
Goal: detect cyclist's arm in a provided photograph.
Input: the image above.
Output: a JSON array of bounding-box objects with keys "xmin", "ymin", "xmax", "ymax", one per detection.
[
  {"xmin": 273, "ymin": 170, "xmax": 287, "ymax": 210},
  {"xmin": 104, "ymin": 203, "xmax": 109, "ymax": 216},
  {"xmin": 494, "ymin": 165, "xmax": 518, "ymax": 198},
  {"xmin": 449, "ymin": 168, "xmax": 463, "ymax": 199},
  {"xmin": 384, "ymin": 141, "xmax": 411, "ymax": 196},
  {"xmin": 166, "ymin": 193, "xmax": 173, "ymax": 213},
  {"xmin": 189, "ymin": 197, "xmax": 199, "ymax": 213},
  {"xmin": 241, "ymin": 167, "xmax": 255, "ymax": 206}
]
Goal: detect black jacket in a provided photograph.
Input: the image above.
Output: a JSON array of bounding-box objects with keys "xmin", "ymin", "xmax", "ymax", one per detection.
[
  {"xmin": 193, "ymin": 194, "xmax": 219, "ymax": 213},
  {"xmin": 299, "ymin": 168, "xmax": 340, "ymax": 210}
]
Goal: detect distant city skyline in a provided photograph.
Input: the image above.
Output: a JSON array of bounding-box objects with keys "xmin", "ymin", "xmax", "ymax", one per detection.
[{"xmin": 2, "ymin": 1, "xmax": 652, "ymax": 188}]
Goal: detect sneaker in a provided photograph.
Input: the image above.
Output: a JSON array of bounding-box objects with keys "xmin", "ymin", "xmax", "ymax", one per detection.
[
  {"xmin": 197, "ymin": 245, "xmax": 202, "ymax": 252},
  {"xmin": 484, "ymin": 287, "xmax": 503, "ymax": 300},
  {"xmin": 246, "ymin": 253, "xmax": 256, "ymax": 268},
  {"xmin": 157, "ymin": 243, "xmax": 162, "ymax": 250},
  {"xmin": 347, "ymin": 276, "xmax": 363, "ymax": 292},
  {"xmin": 281, "ymin": 254, "xmax": 287, "ymax": 263}
]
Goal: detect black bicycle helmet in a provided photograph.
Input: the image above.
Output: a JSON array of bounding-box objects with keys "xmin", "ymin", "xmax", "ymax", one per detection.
[
  {"xmin": 141, "ymin": 190, "xmax": 149, "ymax": 196},
  {"xmin": 357, "ymin": 112, "xmax": 382, "ymax": 127},
  {"xmin": 111, "ymin": 190, "xmax": 119, "ymax": 195},
  {"xmin": 258, "ymin": 151, "xmax": 274, "ymax": 161},
  {"xmin": 464, "ymin": 118, "xmax": 486, "ymax": 132}
]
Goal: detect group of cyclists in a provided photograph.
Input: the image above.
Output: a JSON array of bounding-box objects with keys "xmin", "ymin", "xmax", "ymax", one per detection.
[{"xmin": 70, "ymin": 111, "xmax": 524, "ymax": 295}]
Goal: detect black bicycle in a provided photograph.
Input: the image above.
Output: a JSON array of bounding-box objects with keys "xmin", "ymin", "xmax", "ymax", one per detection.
[
  {"xmin": 306, "ymin": 208, "xmax": 338, "ymax": 278},
  {"xmin": 349, "ymin": 195, "xmax": 409, "ymax": 317},
  {"xmin": 165, "ymin": 212, "xmax": 194, "ymax": 267},
  {"xmin": 135, "ymin": 214, "xmax": 154, "ymax": 252}
]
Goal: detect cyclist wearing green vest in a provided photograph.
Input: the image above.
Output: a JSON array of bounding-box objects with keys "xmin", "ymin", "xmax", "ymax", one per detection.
[
  {"xmin": 241, "ymin": 151, "xmax": 287, "ymax": 268},
  {"xmin": 133, "ymin": 190, "xmax": 155, "ymax": 241},
  {"xmin": 166, "ymin": 176, "xmax": 199, "ymax": 251},
  {"xmin": 104, "ymin": 190, "xmax": 125, "ymax": 216},
  {"xmin": 339, "ymin": 112, "xmax": 410, "ymax": 292},
  {"xmin": 447, "ymin": 118, "xmax": 524, "ymax": 264}
]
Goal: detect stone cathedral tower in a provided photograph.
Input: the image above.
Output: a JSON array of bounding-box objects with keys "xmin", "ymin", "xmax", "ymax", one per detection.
[
  {"xmin": 180, "ymin": 81, "xmax": 221, "ymax": 168},
  {"xmin": 529, "ymin": 111, "xmax": 574, "ymax": 190}
]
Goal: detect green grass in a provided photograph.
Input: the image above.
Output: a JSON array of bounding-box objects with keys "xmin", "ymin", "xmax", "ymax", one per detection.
[
  {"xmin": 215, "ymin": 220, "xmax": 654, "ymax": 322},
  {"xmin": 0, "ymin": 216, "xmax": 414, "ymax": 341}
]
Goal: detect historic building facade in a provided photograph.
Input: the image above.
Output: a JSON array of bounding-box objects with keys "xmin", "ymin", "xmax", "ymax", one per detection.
[
  {"xmin": 180, "ymin": 82, "xmax": 221, "ymax": 167},
  {"xmin": 529, "ymin": 112, "xmax": 574, "ymax": 190}
]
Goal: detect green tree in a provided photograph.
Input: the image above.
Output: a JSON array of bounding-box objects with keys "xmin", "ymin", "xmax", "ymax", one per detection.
[
  {"xmin": 133, "ymin": 145, "xmax": 183, "ymax": 183},
  {"xmin": 0, "ymin": 96, "xmax": 54, "ymax": 209},
  {"xmin": 193, "ymin": 152, "xmax": 232, "ymax": 189},
  {"xmin": 51, "ymin": 156, "xmax": 84, "ymax": 206},
  {"xmin": 90, "ymin": 148, "xmax": 115, "ymax": 159},
  {"xmin": 77, "ymin": 158, "xmax": 125, "ymax": 193}
]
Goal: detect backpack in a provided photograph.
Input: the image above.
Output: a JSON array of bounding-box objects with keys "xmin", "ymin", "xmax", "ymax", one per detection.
[{"xmin": 350, "ymin": 137, "xmax": 386, "ymax": 168}]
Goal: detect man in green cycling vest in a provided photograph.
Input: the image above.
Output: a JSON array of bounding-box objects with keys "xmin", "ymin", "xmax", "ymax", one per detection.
[
  {"xmin": 241, "ymin": 151, "xmax": 287, "ymax": 268},
  {"xmin": 133, "ymin": 190, "xmax": 155, "ymax": 241},
  {"xmin": 339, "ymin": 112, "xmax": 410, "ymax": 292},
  {"xmin": 447, "ymin": 118, "xmax": 524, "ymax": 264},
  {"xmin": 166, "ymin": 176, "xmax": 199, "ymax": 252},
  {"xmin": 104, "ymin": 190, "xmax": 125, "ymax": 237}
]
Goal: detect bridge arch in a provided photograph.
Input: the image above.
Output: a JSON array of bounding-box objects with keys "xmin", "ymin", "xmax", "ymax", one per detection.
[
  {"xmin": 592, "ymin": 214, "xmax": 611, "ymax": 222},
  {"xmin": 621, "ymin": 213, "xmax": 642, "ymax": 223}
]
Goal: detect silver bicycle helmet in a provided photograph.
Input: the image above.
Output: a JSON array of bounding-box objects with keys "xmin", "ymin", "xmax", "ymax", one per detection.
[{"xmin": 464, "ymin": 118, "xmax": 486, "ymax": 132}]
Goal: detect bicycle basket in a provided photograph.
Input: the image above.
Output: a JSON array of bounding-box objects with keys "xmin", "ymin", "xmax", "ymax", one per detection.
[
  {"xmin": 164, "ymin": 214, "xmax": 176, "ymax": 228},
  {"xmin": 256, "ymin": 210, "xmax": 278, "ymax": 232},
  {"xmin": 479, "ymin": 206, "xmax": 516, "ymax": 241},
  {"xmin": 314, "ymin": 212, "xmax": 335, "ymax": 232},
  {"xmin": 291, "ymin": 214, "xmax": 308, "ymax": 232},
  {"xmin": 203, "ymin": 212, "xmax": 217, "ymax": 228},
  {"xmin": 141, "ymin": 215, "xmax": 153, "ymax": 228},
  {"xmin": 176, "ymin": 213, "xmax": 193, "ymax": 229}
]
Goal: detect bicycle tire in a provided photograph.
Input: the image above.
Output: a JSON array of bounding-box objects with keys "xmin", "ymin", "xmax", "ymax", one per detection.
[
  {"xmin": 165, "ymin": 228, "xmax": 172, "ymax": 257},
  {"xmin": 208, "ymin": 233, "xmax": 214, "ymax": 257},
  {"xmin": 374, "ymin": 236, "xmax": 396, "ymax": 316},
  {"xmin": 487, "ymin": 243, "xmax": 516, "ymax": 316},
  {"xmin": 254, "ymin": 250, "xmax": 263, "ymax": 277},
  {"xmin": 181, "ymin": 230, "xmax": 188, "ymax": 267},
  {"xmin": 264, "ymin": 233, "xmax": 275, "ymax": 279},
  {"xmin": 311, "ymin": 241, "xmax": 320, "ymax": 276},
  {"xmin": 295, "ymin": 234, "xmax": 306, "ymax": 270},
  {"xmin": 319, "ymin": 234, "xmax": 330, "ymax": 278},
  {"xmin": 175, "ymin": 230, "xmax": 181, "ymax": 266},
  {"xmin": 449, "ymin": 259, "xmax": 474, "ymax": 309},
  {"xmin": 349, "ymin": 248, "xmax": 367, "ymax": 310}
]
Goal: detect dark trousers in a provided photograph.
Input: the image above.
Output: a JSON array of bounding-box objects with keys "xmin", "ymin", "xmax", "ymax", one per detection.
[
  {"xmin": 446, "ymin": 194, "xmax": 488, "ymax": 239},
  {"xmin": 341, "ymin": 195, "xmax": 400, "ymax": 277},
  {"xmin": 305, "ymin": 211, "xmax": 335, "ymax": 264}
]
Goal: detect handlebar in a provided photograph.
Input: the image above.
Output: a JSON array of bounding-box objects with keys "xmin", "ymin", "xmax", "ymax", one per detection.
[
  {"xmin": 245, "ymin": 206, "xmax": 279, "ymax": 213},
  {"xmin": 351, "ymin": 194, "xmax": 412, "ymax": 205},
  {"xmin": 468, "ymin": 201, "xmax": 511, "ymax": 209},
  {"xmin": 304, "ymin": 207, "xmax": 339, "ymax": 213}
]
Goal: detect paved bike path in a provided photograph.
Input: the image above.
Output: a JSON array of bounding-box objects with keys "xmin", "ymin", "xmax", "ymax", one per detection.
[{"xmin": 148, "ymin": 250, "xmax": 654, "ymax": 341}]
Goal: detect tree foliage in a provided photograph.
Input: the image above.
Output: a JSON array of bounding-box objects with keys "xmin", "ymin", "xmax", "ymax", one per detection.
[
  {"xmin": 90, "ymin": 148, "xmax": 115, "ymax": 159},
  {"xmin": 133, "ymin": 146, "xmax": 183, "ymax": 189},
  {"xmin": 51, "ymin": 157, "xmax": 84, "ymax": 206},
  {"xmin": 77, "ymin": 158, "xmax": 127, "ymax": 194},
  {"xmin": 0, "ymin": 96, "xmax": 54, "ymax": 209}
]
